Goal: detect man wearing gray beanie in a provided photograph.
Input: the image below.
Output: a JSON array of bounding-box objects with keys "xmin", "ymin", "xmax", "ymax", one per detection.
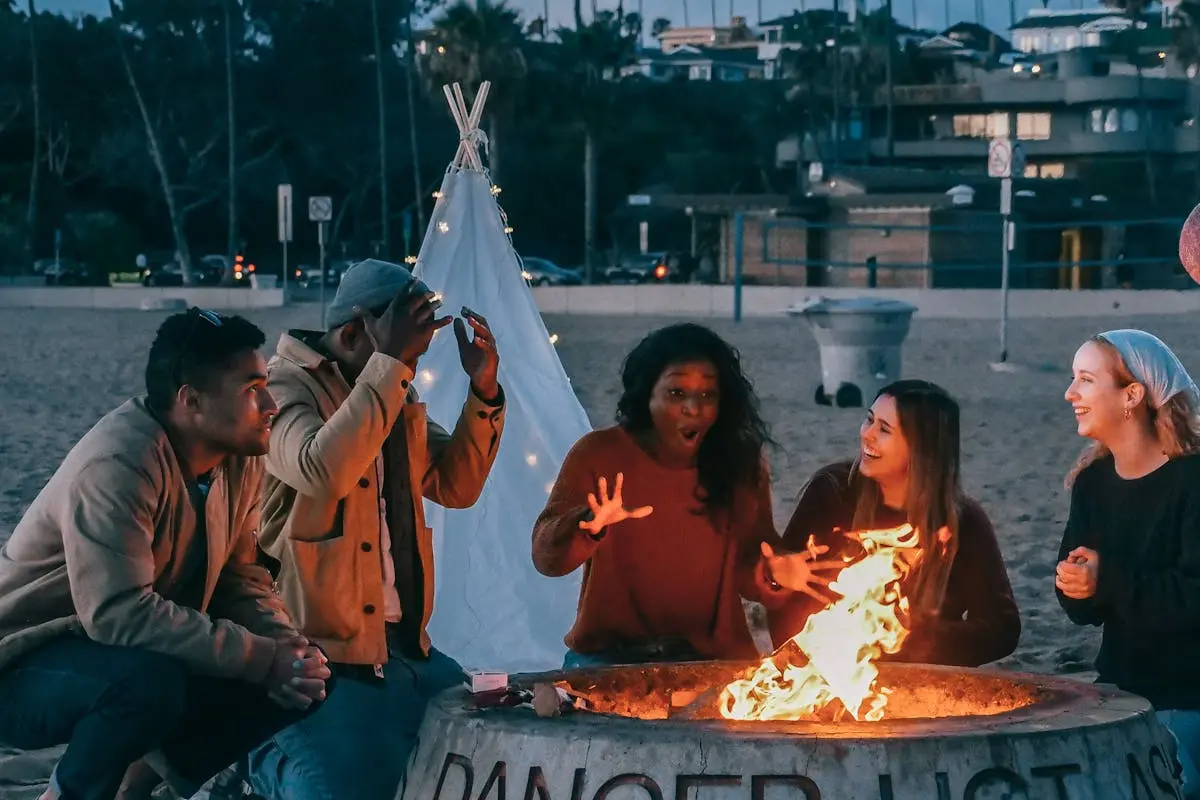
[{"xmin": 246, "ymin": 258, "xmax": 505, "ymax": 800}]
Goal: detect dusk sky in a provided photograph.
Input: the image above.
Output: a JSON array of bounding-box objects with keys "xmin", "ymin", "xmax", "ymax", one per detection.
[{"xmin": 37, "ymin": 0, "xmax": 1111, "ymax": 39}]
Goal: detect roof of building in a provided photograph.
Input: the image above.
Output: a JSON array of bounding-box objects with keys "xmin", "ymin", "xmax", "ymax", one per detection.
[{"xmin": 1010, "ymin": 9, "xmax": 1160, "ymax": 31}]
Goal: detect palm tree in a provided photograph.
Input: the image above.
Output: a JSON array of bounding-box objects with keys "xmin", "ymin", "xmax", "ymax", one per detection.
[
  {"xmin": 370, "ymin": 0, "xmax": 391, "ymax": 257},
  {"xmin": 421, "ymin": 0, "xmax": 527, "ymax": 184},
  {"xmin": 26, "ymin": 0, "xmax": 40, "ymax": 269},
  {"xmin": 222, "ymin": 0, "xmax": 239, "ymax": 285},
  {"xmin": 554, "ymin": 11, "xmax": 637, "ymax": 281},
  {"xmin": 404, "ymin": 1, "xmax": 425, "ymax": 237}
]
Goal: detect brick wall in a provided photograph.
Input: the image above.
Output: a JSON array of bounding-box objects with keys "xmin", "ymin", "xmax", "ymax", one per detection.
[{"xmin": 823, "ymin": 208, "xmax": 932, "ymax": 288}]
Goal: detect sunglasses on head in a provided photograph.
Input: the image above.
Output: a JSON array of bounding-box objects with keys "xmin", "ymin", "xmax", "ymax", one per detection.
[{"xmin": 173, "ymin": 308, "xmax": 223, "ymax": 387}]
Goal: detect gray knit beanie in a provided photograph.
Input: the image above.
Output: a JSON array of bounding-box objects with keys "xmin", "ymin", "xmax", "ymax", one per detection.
[{"xmin": 326, "ymin": 258, "xmax": 421, "ymax": 330}]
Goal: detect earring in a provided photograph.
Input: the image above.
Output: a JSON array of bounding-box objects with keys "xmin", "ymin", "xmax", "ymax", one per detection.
[{"xmin": 1124, "ymin": 407, "xmax": 1132, "ymax": 420}]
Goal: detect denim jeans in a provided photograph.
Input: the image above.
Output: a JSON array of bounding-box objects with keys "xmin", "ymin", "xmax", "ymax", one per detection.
[
  {"xmin": 1159, "ymin": 710, "xmax": 1200, "ymax": 799},
  {"xmin": 0, "ymin": 634, "xmax": 314, "ymax": 800},
  {"xmin": 247, "ymin": 646, "xmax": 465, "ymax": 800}
]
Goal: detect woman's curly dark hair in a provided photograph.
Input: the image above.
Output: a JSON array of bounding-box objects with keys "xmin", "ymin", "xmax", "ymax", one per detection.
[{"xmin": 616, "ymin": 323, "xmax": 773, "ymax": 517}]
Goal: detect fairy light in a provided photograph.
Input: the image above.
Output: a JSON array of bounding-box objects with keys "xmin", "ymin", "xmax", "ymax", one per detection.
[
  {"xmin": 404, "ymin": 256, "xmax": 417, "ymax": 265},
  {"xmin": 525, "ymin": 453, "xmax": 538, "ymax": 467},
  {"xmin": 548, "ymin": 333, "xmax": 559, "ymax": 345},
  {"xmin": 503, "ymin": 226, "xmax": 514, "ymax": 234},
  {"xmin": 437, "ymin": 221, "xmax": 450, "ymax": 233},
  {"xmin": 419, "ymin": 369, "xmax": 435, "ymax": 386},
  {"xmin": 543, "ymin": 481, "xmax": 555, "ymax": 495},
  {"xmin": 490, "ymin": 185, "xmax": 502, "ymax": 196},
  {"xmin": 432, "ymin": 191, "xmax": 443, "ymax": 199}
]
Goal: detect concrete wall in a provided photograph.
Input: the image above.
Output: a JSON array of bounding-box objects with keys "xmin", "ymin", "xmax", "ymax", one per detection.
[
  {"xmin": 531, "ymin": 285, "xmax": 1200, "ymax": 319},
  {"xmin": 0, "ymin": 287, "xmax": 285, "ymax": 310}
]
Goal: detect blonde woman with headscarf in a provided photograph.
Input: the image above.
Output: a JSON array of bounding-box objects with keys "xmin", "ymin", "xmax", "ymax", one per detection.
[{"xmin": 1058, "ymin": 329, "xmax": 1200, "ymax": 797}]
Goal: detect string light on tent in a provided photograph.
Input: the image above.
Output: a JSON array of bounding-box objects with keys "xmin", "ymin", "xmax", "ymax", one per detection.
[
  {"xmin": 404, "ymin": 256, "xmax": 418, "ymax": 265},
  {"xmin": 419, "ymin": 368, "xmax": 435, "ymax": 387},
  {"xmin": 432, "ymin": 191, "xmax": 444, "ymax": 200},
  {"xmin": 437, "ymin": 221, "xmax": 450, "ymax": 233},
  {"xmin": 544, "ymin": 481, "xmax": 555, "ymax": 495},
  {"xmin": 504, "ymin": 226, "xmax": 514, "ymax": 234},
  {"xmin": 548, "ymin": 333, "xmax": 559, "ymax": 345},
  {"xmin": 490, "ymin": 186, "xmax": 502, "ymax": 196},
  {"xmin": 525, "ymin": 453, "xmax": 538, "ymax": 467}
]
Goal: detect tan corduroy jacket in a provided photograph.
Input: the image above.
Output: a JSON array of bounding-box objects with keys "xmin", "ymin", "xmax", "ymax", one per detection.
[
  {"xmin": 0, "ymin": 399, "xmax": 297, "ymax": 680},
  {"xmin": 260, "ymin": 332, "xmax": 505, "ymax": 665}
]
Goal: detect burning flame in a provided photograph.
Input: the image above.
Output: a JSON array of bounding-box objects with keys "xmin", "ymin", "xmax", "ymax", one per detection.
[{"xmin": 720, "ymin": 523, "xmax": 922, "ymax": 723}]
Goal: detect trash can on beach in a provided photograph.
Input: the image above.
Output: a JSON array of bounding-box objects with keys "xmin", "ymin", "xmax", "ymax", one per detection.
[{"xmin": 789, "ymin": 297, "xmax": 917, "ymax": 408}]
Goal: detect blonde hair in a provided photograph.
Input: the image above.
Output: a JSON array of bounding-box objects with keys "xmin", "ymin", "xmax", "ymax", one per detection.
[{"xmin": 1066, "ymin": 336, "xmax": 1200, "ymax": 487}]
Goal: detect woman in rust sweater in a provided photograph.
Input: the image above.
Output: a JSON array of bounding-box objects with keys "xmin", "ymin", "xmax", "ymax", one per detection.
[
  {"xmin": 532, "ymin": 323, "xmax": 838, "ymax": 668},
  {"xmin": 771, "ymin": 380, "xmax": 1021, "ymax": 667}
]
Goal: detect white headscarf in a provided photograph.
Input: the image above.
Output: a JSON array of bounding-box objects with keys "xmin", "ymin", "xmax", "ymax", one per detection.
[{"xmin": 1097, "ymin": 329, "xmax": 1200, "ymax": 410}]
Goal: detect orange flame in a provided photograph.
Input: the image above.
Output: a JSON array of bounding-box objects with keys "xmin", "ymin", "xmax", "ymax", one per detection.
[{"xmin": 720, "ymin": 523, "xmax": 921, "ymax": 722}]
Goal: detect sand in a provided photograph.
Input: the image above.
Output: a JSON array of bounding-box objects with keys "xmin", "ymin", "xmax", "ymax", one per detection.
[{"xmin": 2, "ymin": 305, "xmax": 1195, "ymax": 794}]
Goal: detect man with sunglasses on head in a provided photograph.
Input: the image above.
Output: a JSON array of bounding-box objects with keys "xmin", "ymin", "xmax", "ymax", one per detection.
[
  {"xmin": 0, "ymin": 308, "xmax": 332, "ymax": 800},
  {"xmin": 246, "ymin": 259, "xmax": 505, "ymax": 800}
]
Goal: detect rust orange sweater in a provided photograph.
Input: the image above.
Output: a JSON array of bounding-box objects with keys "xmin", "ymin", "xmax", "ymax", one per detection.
[{"xmin": 532, "ymin": 426, "xmax": 789, "ymax": 659}]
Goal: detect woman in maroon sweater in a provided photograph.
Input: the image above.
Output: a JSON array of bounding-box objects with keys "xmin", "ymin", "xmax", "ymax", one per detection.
[
  {"xmin": 532, "ymin": 323, "xmax": 839, "ymax": 668},
  {"xmin": 771, "ymin": 380, "xmax": 1021, "ymax": 667}
]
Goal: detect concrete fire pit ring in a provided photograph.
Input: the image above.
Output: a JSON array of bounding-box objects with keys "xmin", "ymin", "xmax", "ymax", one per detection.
[{"xmin": 400, "ymin": 661, "xmax": 1181, "ymax": 799}]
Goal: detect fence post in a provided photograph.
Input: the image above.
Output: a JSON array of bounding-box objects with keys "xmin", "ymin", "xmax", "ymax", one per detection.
[{"xmin": 733, "ymin": 212, "xmax": 744, "ymax": 323}]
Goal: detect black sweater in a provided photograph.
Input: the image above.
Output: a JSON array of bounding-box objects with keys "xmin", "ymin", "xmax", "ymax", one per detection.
[
  {"xmin": 1057, "ymin": 453, "xmax": 1200, "ymax": 710},
  {"xmin": 771, "ymin": 462, "xmax": 1021, "ymax": 668}
]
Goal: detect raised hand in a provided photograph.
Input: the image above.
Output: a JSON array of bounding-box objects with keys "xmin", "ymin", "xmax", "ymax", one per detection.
[
  {"xmin": 355, "ymin": 287, "xmax": 451, "ymax": 366},
  {"xmin": 760, "ymin": 541, "xmax": 845, "ymax": 604},
  {"xmin": 1055, "ymin": 546, "xmax": 1099, "ymax": 600},
  {"xmin": 455, "ymin": 307, "xmax": 499, "ymax": 401},
  {"xmin": 578, "ymin": 472, "xmax": 653, "ymax": 537}
]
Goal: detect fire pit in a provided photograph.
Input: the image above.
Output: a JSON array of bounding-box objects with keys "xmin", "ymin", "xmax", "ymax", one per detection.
[{"xmin": 400, "ymin": 661, "xmax": 1181, "ymax": 799}]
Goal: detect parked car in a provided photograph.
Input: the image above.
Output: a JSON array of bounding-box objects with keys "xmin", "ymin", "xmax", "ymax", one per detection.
[
  {"xmin": 521, "ymin": 257, "xmax": 583, "ymax": 286},
  {"xmin": 142, "ymin": 256, "xmax": 222, "ymax": 287},
  {"xmin": 603, "ymin": 251, "xmax": 680, "ymax": 284},
  {"xmin": 39, "ymin": 259, "xmax": 108, "ymax": 286},
  {"xmin": 298, "ymin": 259, "xmax": 349, "ymax": 289}
]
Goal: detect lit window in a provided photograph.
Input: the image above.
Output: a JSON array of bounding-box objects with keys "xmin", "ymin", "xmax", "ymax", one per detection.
[{"xmin": 1016, "ymin": 112, "xmax": 1051, "ymax": 140}]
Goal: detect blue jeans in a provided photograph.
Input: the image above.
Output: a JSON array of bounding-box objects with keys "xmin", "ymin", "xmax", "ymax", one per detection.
[
  {"xmin": 247, "ymin": 646, "xmax": 465, "ymax": 800},
  {"xmin": 0, "ymin": 634, "xmax": 314, "ymax": 800},
  {"xmin": 1159, "ymin": 710, "xmax": 1200, "ymax": 799}
]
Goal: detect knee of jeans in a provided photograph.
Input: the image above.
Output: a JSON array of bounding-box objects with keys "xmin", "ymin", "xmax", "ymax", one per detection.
[{"xmin": 106, "ymin": 650, "xmax": 189, "ymax": 726}]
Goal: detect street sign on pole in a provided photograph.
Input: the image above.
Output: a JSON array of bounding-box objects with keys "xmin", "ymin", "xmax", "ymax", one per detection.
[
  {"xmin": 318, "ymin": 221, "xmax": 329, "ymax": 329},
  {"xmin": 987, "ymin": 139, "xmax": 1013, "ymax": 179},
  {"xmin": 278, "ymin": 184, "xmax": 292, "ymax": 299},
  {"xmin": 277, "ymin": 184, "xmax": 293, "ymax": 242},
  {"xmin": 308, "ymin": 196, "xmax": 333, "ymax": 223}
]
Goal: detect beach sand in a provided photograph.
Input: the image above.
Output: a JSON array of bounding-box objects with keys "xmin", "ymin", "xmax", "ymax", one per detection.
[{"xmin": 2, "ymin": 305, "xmax": 1195, "ymax": 795}]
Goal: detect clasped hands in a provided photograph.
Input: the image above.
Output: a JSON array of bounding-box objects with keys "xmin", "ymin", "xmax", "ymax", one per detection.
[
  {"xmin": 1055, "ymin": 546, "xmax": 1099, "ymax": 600},
  {"xmin": 265, "ymin": 635, "xmax": 331, "ymax": 711}
]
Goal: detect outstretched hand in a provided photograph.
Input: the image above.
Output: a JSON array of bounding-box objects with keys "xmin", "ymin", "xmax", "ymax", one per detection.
[
  {"xmin": 760, "ymin": 541, "xmax": 844, "ymax": 605},
  {"xmin": 579, "ymin": 472, "xmax": 653, "ymax": 537}
]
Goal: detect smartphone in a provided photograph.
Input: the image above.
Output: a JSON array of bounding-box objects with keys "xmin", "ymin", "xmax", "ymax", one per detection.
[{"xmin": 460, "ymin": 305, "xmax": 487, "ymax": 326}]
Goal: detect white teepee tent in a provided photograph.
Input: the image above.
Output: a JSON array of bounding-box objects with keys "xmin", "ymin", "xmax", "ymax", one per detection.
[{"xmin": 411, "ymin": 82, "xmax": 591, "ymax": 673}]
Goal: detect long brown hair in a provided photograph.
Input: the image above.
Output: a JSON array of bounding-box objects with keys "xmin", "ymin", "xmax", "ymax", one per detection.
[
  {"xmin": 1066, "ymin": 336, "xmax": 1200, "ymax": 487},
  {"xmin": 850, "ymin": 380, "xmax": 963, "ymax": 616}
]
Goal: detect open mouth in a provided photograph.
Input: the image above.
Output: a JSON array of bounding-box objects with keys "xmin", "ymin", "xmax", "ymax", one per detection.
[
  {"xmin": 679, "ymin": 428, "xmax": 702, "ymax": 447},
  {"xmin": 862, "ymin": 444, "xmax": 882, "ymax": 460},
  {"xmin": 1073, "ymin": 406, "xmax": 1090, "ymax": 420}
]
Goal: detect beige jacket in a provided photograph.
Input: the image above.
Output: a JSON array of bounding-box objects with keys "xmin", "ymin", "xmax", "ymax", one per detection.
[
  {"xmin": 0, "ymin": 399, "xmax": 296, "ymax": 680},
  {"xmin": 260, "ymin": 333, "xmax": 505, "ymax": 665}
]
